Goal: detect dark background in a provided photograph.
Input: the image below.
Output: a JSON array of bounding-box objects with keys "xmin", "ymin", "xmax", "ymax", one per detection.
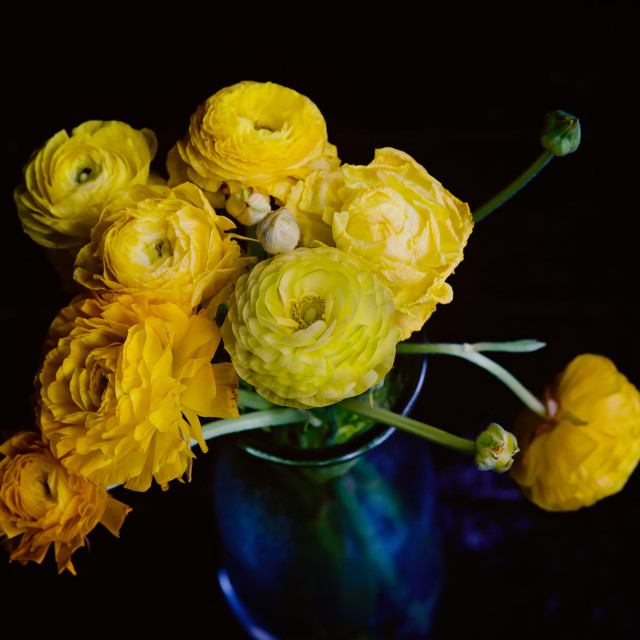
[{"xmin": 1, "ymin": 5, "xmax": 638, "ymax": 638}]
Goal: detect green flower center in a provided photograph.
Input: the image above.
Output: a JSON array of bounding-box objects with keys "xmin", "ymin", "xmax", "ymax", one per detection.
[
  {"xmin": 288, "ymin": 295, "xmax": 326, "ymax": 329},
  {"xmin": 74, "ymin": 159, "xmax": 99, "ymax": 185},
  {"xmin": 143, "ymin": 238, "xmax": 173, "ymax": 264}
]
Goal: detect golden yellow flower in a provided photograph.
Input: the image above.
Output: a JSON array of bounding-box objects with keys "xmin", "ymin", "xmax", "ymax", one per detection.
[
  {"xmin": 36, "ymin": 292, "xmax": 239, "ymax": 491},
  {"xmin": 221, "ymin": 246, "xmax": 400, "ymax": 408},
  {"xmin": 166, "ymin": 81, "xmax": 340, "ymax": 205},
  {"xmin": 0, "ymin": 430, "xmax": 131, "ymax": 574},
  {"xmin": 73, "ymin": 182, "xmax": 252, "ymax": 311},
  {"xmin": 14, "ymin": 120, "xmax": 158, "ymax": 250},
  {"xmin": 287, "ymin": 148, "xmax": 473, "ymax": 340},
  {"xmin": 510, "ymin": 354, "xmax": 640, "ymax": 511}
]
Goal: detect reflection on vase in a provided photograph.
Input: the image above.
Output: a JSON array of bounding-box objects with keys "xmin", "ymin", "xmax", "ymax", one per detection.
[{"xmin": 213, "ymin": 354, "xmax": 444, "ymax": 639}]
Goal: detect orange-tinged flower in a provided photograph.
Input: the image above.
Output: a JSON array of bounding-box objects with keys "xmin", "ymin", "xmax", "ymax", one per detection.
[
  {"xmin": 510, "ymin": 354, "xmax": 640, "ymax": 511},
  {"xmin": 36, "ymin": 292, "xmax": 239, "ymax": 491},
  {"xmin": 0, "ymin": 430, "xmax": 131, "ymax": 574}
]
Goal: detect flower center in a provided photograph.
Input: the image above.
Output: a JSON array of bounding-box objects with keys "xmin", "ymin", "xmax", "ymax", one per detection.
[
  {"xmin": 288, "ymin": 295, "xmax": 326, "ymax": 329},
  {"xmin": 143, "ymin": 238, "xmax": 173, "ymax": 264},
  {"xmin": 74, "ymin": 158, "xmax": 99, "ymax": 185}
]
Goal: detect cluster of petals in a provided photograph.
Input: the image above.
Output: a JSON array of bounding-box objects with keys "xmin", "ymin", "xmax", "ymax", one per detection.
[
  {"xmin": 287, "ymin": 147, "xmax": 473, "ymax": 340},
  {"xmin": 14, "ymin": 120, "xmax": 157, "ymax": 250},
  {"xmin": 166, "ymin": 80, "xmax": 340, "ymax": 205},
  {"xmin": 222, "ymin": 246, "xmax": 400, "ymax": 408},
  {"xmin": 73, "ymin": 181, "xmax": 252, "ymax": 311},
  {"xmin": 36, "ymin": 292, "xmax": 239, "ymax": 491},
  {"xmin": 510, "ymin": 354, "xmax": 640, "ymax": 511},
  {"xmin": 0, "ymin": 430, "xmax": 130, "ymax": 574}
]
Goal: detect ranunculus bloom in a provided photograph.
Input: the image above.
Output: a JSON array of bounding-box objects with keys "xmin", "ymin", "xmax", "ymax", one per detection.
[
  {"xmin": 510, "ymin": 354, "xmax": 640, "ymax": 511},
  {"xmin": 166, "ymin": 81, "xmax": 340, "ymax": 205},
  {"xmin": 221, "ymin": 246, "xmax": 400, "ymax": 408},
  {"xmin": 73, "ymin": 182, "xmax": 252, "ymax": 311},
  {"xmin": 287, "ymin": 148, "xmax": 473, "ymax": 340},
  {"xmin": 14, "ymin": 120, "xmax": 158, "ymax": 250},
  {"xmin": 36, "ymin": 292, "xmax": 239, "ymax": 491},
  {"xmin": 0, "ymin": 430, "xmax": 130, "ymax": 574}
]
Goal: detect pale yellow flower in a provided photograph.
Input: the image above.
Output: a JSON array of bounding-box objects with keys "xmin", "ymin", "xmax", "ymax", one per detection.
[
  {"xmin": 14, "ymin": 120, "xmax": 158, "ymax": 250},
  {"xmin": 73, "ymin": 182, "xmax": 252, "ymax": 311},
  {"xmin": 287, "ymin": 148, "xmax": 473, "ymax": 340},
  {"xmin": 0, "ymin": 430, "xmax": 131, "ymax": 574},
  {"xmin": 221, "ymin": 246, "xmax": 400, "ymax": 409},
  {"xmin": 36, "ymin": 292, "xmax": 239, "ymax": 491},
  {"xmin": 510, "ymin": 354, "xmax": 640, "ymax": 511},
  {"xmin": 166, "ymin": 81, "xmax": 340, "ymax": 205}
]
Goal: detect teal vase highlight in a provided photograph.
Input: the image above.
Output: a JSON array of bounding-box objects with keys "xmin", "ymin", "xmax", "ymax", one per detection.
[{"xmin": 213, "ymin": 354, "xmax": 444, "ymax": 639}]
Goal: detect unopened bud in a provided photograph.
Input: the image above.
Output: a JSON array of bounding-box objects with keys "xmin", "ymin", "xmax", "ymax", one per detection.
[
  {"xmin": 256, "ymin": 208, "xmax": 301, "ymax": 254},
  {"xmin": 540, "ymin": 110, "xmax": 581, "ymax": 156},
  {"xmin": 474, "ymin": 423, "xmax": 519, "ymax": 473},
  {"xmin": 225, "ymin": 189, "xmax": 272, "ymax": 225}
]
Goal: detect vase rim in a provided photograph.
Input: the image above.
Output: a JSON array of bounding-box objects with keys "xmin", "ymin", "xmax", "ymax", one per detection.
[{"xmin": 235, "ymin": 354, "xmax": 427, "ymax": 468}]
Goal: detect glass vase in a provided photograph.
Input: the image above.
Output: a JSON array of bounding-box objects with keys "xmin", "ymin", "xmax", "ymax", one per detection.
[{"xmin": 213, "ymin": 353, "xmax": 443, "ymax": 639}]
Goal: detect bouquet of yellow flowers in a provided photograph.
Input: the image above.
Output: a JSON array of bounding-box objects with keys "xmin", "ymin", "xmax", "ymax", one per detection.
[{"xmin": 2, "ymin": 81, "xmax": 639, "ymax": 617}]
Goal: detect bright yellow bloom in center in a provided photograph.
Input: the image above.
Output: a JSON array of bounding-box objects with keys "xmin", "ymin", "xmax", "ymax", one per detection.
[{"xmin": 221, "ymin": 246, "xmax": 400, "ymax": 408}]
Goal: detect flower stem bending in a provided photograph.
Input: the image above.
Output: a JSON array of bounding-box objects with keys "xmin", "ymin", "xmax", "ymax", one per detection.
[
  {"xmin": 338, "ymin": 398, "xmax": 476, "ymax": 455},
  {"xmin": 199, "ymin": 408, "xmax": 308, "ymax": 444},
  {"xmin": 396, "ymin": 341, "xmax": 549, "ymax": 419},
  {"xmin": 472, "ymin": 150, "xmax": 553, "ymax": 223}
]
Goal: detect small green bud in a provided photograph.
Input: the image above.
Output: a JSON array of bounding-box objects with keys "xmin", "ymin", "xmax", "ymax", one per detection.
[
  {"xmin": 540, "ymin": 110, "xmax": 581, "ymax": 156},
  {"xmin": 474, "ymin": 423, "xmax": 519, "ymax": 473},
  {"xmin": 256, "ymin": 207, "xmax": 301, "ymax": 254}
]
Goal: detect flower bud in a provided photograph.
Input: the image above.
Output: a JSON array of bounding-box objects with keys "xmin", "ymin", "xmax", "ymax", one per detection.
[
  {"xmin": 474, "ymin": 423, "xmax": 519, "ymax": 472},
  {"xmin": 540, "ymin": 110, "xmax": 581, "ymax": 156},
  {"xmin": 256, "ymin": 208, "xmax": 301, "ymax": 254},
  {"xmin": 225, "ymin": 189, "xmax": 272, "ymax": 225}
]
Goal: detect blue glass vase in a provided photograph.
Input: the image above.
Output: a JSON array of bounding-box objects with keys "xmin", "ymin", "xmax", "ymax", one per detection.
[{"xmin": 213, "ymin": 355, "xmax": 443, "ymax": 639}]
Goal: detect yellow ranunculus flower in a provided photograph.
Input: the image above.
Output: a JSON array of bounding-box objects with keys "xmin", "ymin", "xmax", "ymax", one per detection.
[
  {"xmin": 0, "ymin": 430, "xmax": 131, "ymax": 574},
  {"xmin": 73, "ymin": 182, "xmax": 253, "ymax": 311},
  {"xmin": 166, "ymin": 81, "xmax": 340, "ymax": 205},
  {"xmin": 14, "ymin": 120, "xmax": 158, "ymax": 250},
  {"xmin": 221, "ymin": 246, "xmax": 400, "ymax": 408},
  {"xmin": 287, "ymin": 148, "xmax": 473, "ymax": 341},
  {"xmin": 36, "ymin": 292, "xmax": 239, "ymax": 492},
  {"xmin": 510, "ymin": 354, "xmax": 640, "ymax": 511}
]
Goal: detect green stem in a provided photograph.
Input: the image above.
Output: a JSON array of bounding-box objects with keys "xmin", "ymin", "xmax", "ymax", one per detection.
[
  {"xmin": 396, "ymin": 341, "xmax": 549, "ymax": 419},
  {"xmin": 338, "ymin": 398, "xmax": 476, "ymax": 455},
  {"xmin": 199, "ymin": 408, "xmax": 306, "ymax": 443},
  {"xmin": 472, "ymin": 149, "xmax": 553, "ymax": 223},
  {"xmin": 237, "ymin": 388, "xmax": 274, "ymax": 410}
]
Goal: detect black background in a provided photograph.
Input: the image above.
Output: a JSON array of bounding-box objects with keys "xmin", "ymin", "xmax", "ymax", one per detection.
[{"xmin": 1, "ymin": 5, "xmax": 638, "ymax": 638}]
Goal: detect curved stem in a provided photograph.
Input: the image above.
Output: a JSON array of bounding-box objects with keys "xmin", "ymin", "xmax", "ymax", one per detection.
[
  {"xmin": 396, "ymin": 341, "xmax": 549, "ymax": 419},
  {"xmin": 472, "ymin": 149, "xmax": 553, "ymax": 223},
  {"xmin": 338, "ymin": 398, "xmax": 476, "ymax": 455},
  {"xmin": 397, "ymin": 339, "xmax": 546, "ymax": 355}
]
